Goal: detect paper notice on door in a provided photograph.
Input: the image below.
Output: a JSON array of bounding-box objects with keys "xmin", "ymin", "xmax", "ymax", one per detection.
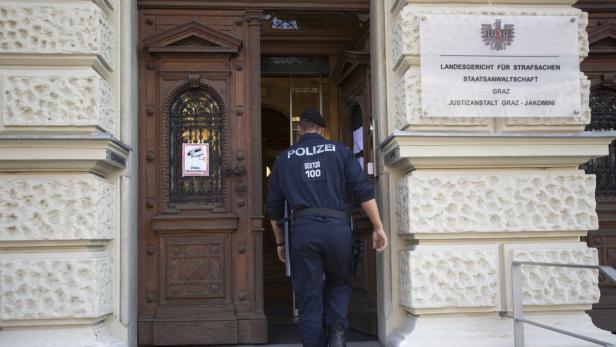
[{"xmin": 182, "ymin": 143, "xmax": 209, "ymax": 176}]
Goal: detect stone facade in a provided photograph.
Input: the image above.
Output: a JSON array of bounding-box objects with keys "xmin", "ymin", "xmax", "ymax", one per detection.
[
  {"xmin": 2, "ymin": 71, "xmax": 114, "ymax": 132},
  {"xmin": 0, "ymin": 3, "xmax": 113, "ymax": 66},
  {"xmin": 0, "ymin": 256, "xmax": 113, "ymax": 320},
  {"xmin": 0, "ymin": 175, "xmax": 115, "ymax": 241},
  {"xmin": 390, "ymin": 5, "xmax": 592, "ymax": 132},
  {"xmin": 0, "ymin": 1, "xmax": 128, "ymax": 347},
  {"xmin": 381, "ymin": 0, "xmax": 616, "ymax": 346},
  {"xmin": 0, "ymin": 0, "xmax": 613, "ymax": 346},
  {"xmin": 510, "ymin": 246, "xmax": 600, "ymax": 306},
  {"xmin": 396, "ymin": 173, "xmax": 598, "ymax": 234},
  {"xmin": 398, "ymin": 243, "xmax": 601, "ymax": 314},
  {"xmin": 399, "ymin": 245, "xmax": 499, "ymax": 310}
]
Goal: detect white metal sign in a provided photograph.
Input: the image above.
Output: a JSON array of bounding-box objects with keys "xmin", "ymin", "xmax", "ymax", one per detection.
[
  {"xmin": 420, "ymin": 15, "xmax": 581, "ymax": 117},
  {"xmin": 182, "ymin": 143, "xmax": 209, "ymax": 177}
]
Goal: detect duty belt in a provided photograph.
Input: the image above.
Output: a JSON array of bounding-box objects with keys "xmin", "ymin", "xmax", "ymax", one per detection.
[{"xmin": 292, "ymin": 208, "xmax": 349, "ymax": 224}]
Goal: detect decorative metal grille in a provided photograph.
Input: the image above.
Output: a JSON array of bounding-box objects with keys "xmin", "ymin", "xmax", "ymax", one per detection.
[
  {"xmin": 582, "ymin": 88, "xmax": 616, "ymax": 199},
  {"xmin": 168, "ymin": 87, "xmax": 225, "ymax": 206}
]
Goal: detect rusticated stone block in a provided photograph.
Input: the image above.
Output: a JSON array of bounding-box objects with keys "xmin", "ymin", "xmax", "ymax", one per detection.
[
  {"xmin": 510, "ymin": 247, "xmax": 600, "ymax": 306},
  {"xmin": 2, "ymin": 72, "xmax": 114, "ymax": 131},
  {"xmin": 399, "ymin": 246, "xmax": 499, "ymax": 309},
  {"xmin": 0, "ymin": 175, "xmax": 115, "ymax": 241},
  {"xmin": 0, "ymin": 256, "xmax": 113, "ymax": 320},
  {"xmin": 391, "ymin": 6, "xmax": 418, "ymax": 70},
  {"xmin": 0, "ymin": 3, "xmax": 113, "ymax": 66},
  {"xmin": 396, "ymin": 173, "xmax": 597, "ymax": 234}
]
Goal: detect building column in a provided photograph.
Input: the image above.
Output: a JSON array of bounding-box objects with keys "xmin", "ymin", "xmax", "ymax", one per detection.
[
  {"xmin": 0, "ymin": 1, "xmax": 135, "ymax": 346},
  {"xmin": 379, "ymin": 0, "xmax": 616, "ymax": 346}
]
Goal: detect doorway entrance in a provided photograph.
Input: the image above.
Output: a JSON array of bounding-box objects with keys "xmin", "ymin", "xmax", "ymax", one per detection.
[
  {"xmin": 136, "ymin": 5, "xmax": 376, "ymax": 345},
  {"xmin": 260, "ymin": 57, "xmax": 378, "ymax": 344},
  {"xmin": 259, "ymin": 12, "xmax": 377, "ymax": 341},
  {"xmin": 261, "ymin": 58, "xmax": 337, "ymax": 325}
]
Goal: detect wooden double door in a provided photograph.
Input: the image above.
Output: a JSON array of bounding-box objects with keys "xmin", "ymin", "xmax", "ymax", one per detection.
[
  {"xmin": 137, "ymin": 4, "xmax": 377, "ymax": 345},
  {"xmin": 137, "ymin": 8, "xmax": 266, "ymax": 345}
]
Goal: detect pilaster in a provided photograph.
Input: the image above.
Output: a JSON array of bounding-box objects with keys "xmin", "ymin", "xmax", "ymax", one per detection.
[
  {"xmin": 0, "ymin": 1, "xmax": 131, "ymax": 346},
  {"xmin": 380, "ymin": 0, "xmax": 616, "ymax": 345}
]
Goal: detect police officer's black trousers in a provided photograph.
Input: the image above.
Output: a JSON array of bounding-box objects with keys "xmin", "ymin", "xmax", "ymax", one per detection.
[{"xmin": 290, "ymin": 215, "xmax": 352, "ymax": 347}]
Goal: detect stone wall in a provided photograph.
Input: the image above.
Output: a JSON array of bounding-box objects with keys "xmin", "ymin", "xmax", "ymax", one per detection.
[
  {"xmin": 0, "ymin": 1, "xmax": 128, "ymax": 346},
  {"xmin": 399, "ymin": 245, "xmax": 500, "ymax": 310},
  {"xmin": 389, "ymin": 3, "xmax": 592, "ymax": 133},
  {"xmin": 396, "ymin": 173, "xmax": 598, "ymax": 234},
  {"xmin": 508, "ymin": 246, "xmax": 600, "ymax": 307},
  {"xmin": 2, "ymin": 71, "xmax": 114, "ymax": 131},
  {"xmin": 0, "ymin": 255, "xmax": 113, "ymax": 320},
  {"xmin": 0, "ymin": 3, "xmax": 114, "ymax": 67},
  {"xmin": 0, "ymin": 175, "xmax": 115, "ymax": 240},
  {"xmin": 380, "ymin": 0, "xmax": 616, "ymax": 346}
]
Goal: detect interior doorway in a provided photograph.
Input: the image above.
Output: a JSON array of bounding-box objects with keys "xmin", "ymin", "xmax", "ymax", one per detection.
[
  {"xmin": 261, "ymin": 60, "xmax": 338, "ymax": 325},
  {"xmin": 259, "ymin": 11, "xmax": 377, "ymax": 342}
]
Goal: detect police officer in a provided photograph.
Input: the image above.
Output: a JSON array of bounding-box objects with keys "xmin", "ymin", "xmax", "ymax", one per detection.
[{"xmin": 266, "ymin": 107, "xmax": 388, "ymax": 347}]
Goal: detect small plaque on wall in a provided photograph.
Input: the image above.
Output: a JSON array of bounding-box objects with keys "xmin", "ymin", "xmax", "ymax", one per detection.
[
  {"xmin": 420, "ymin": 15, "xmax": 581, "ymax": 117},
  {"xmin": 182, "ymin": 143, "xmax": 209, "ymax": 177}
]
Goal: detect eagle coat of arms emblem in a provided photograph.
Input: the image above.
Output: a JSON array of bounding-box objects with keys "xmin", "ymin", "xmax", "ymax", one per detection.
[{"xmin": 481, "ymin": 19, "xmax": 515, "ymax": 51}]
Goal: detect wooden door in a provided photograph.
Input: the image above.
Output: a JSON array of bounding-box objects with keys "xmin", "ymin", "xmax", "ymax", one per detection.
[
  {"xmin": 332, "ymin": 23, "xmax": 378, "ymax": 336},
  {"xmin": 137, "ymin": 9, "xmax": 266, "ymax": 345}
]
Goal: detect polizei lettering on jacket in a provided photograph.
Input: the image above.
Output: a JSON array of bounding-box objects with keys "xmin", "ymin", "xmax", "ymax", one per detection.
[{"xmin": 288, "ymin": 144, "xmax": 336, "ymax": 158}]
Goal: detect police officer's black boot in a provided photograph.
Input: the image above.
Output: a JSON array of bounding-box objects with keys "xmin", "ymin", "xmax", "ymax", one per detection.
[{"xmin": 327, "ymin": 323, "xmax": 346, "ymax": 347}]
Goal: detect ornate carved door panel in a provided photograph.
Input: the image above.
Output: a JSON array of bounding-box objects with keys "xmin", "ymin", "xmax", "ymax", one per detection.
[
  {"xmin": 138, "ymin": 9, "xmax": 265, "ymax": 345},
  {"xmin": 332, "ymin": 23, "xmax": 377, "ymax": 336}
]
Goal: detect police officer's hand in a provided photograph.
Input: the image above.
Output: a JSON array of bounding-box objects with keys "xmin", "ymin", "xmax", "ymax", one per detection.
[
  {"xmin": 277, "ymin": 245, "xmax": 286, "ymax": 263},
  {"xmin": 372, "ymin": 227, "xmax": 388, "ymax": 253}
]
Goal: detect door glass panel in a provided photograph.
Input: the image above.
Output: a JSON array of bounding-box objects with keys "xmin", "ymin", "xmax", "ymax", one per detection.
[
  {"xmin": 168, "ymin": 87, "xmax": 225, "ymax": 207},
  {"xmin": 291, "ymin": 77, "xmax": 323, "ymax": 143},
  {"xmin": 262, "ymin": 57, "xmax": 331, "ymax": 142}
]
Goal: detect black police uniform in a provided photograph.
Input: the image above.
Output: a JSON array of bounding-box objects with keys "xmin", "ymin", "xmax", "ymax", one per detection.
[{"xmin": 266, "ymin": 130, "xmax": 374, "ymax": 347}]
